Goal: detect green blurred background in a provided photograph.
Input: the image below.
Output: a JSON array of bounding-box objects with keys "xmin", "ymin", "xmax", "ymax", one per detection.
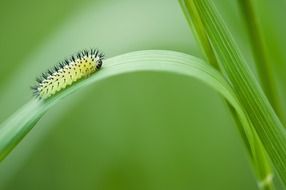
[{"xmin": 1, "ymin": 0, "xmax": 286, "ymax": 189}]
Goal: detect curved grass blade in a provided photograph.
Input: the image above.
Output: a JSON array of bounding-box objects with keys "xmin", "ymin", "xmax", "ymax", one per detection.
[
  {"xmin": 0, "ymin": 50, "xmax": 265, "ymax": 186},
  {"xmin": 0, "ymin": 50, "xmax": 241, "ymax": 157}
]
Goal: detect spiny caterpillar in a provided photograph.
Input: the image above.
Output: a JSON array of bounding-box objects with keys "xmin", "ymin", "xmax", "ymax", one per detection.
[{"xmin": 31, "ymin": 49, "xmax": 104, "ymax": 99}]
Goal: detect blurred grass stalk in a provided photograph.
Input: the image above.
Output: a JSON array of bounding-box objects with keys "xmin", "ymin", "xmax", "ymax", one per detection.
[
  {"xmin": 179, "ymin": 0, "xmax": 286, "ymax": 189},
  {"xmin": 238, "ymin": 0, "xmax": 285, "ymax": 125}
]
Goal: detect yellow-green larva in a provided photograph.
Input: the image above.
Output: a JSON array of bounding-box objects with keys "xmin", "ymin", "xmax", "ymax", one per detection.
[{"xmin": 31, "ymin": 49, "xmax": 104, "ymax": 99}]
